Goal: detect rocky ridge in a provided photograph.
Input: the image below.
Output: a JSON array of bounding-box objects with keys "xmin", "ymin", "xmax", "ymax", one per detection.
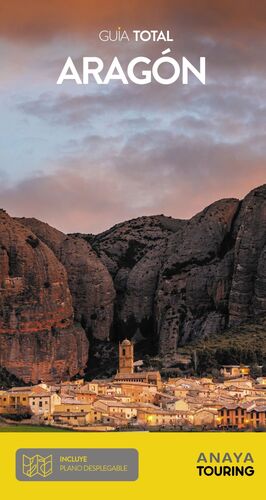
[
  {"xmin": 0, "ymin": 210, "xmax": 88, "ymax": 383},
  {"xmin": 88, "ymin": 186, "xmax": 266, "ymax": 362},
  {"xmin": 0, "ymin": 184, "xmax": 265, "ymax": 382},
  {"xmin": 17, "ymin": 218, "xmax": 115, "ymax": 341}
]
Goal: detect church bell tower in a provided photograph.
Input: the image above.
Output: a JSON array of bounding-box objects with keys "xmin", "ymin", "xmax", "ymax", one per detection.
[{"xmin": 119, "ymin": 339, "xmax": 134, "ymax": 374}]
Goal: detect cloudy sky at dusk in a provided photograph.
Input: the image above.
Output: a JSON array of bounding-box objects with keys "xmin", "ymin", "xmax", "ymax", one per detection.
[{"xmin": 0, "ymin": 1, "xmax": 265, "ymax": 233}]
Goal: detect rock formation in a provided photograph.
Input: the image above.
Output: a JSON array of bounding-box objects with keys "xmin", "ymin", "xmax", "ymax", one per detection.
[
  {"xmin": 0, "ymin": 210, "xmax": 88, "ymax": 383},
  {"xmin": 17, "ymin": 218, "xmax": 115, "ymax": 341},
  {"xmin": 228, "ymin": 187, "xmax": 266, "ymax": 325},
  {"xmin": 88, "ymin": 185, "xmax": 266, "ymax": 361},
  {"xmin": 156, "ymin": 198, "xmax": 240, "ymax": 358},
  {"xmin": 90, "ymin": 215, "xmax": 185, "ymax": 344},
  {"xmin": 1, "ymin": 184, "xmax": 265, "ymax": 380}
]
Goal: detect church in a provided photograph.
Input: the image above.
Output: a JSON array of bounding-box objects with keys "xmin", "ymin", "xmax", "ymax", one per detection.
[{"xmin": 114, "ymin": 339, "xmax": 162, "ymax": 389}]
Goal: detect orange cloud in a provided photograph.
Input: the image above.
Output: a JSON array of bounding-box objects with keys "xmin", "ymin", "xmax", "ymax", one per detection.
[{"xmin": 1, "ymin": 1, "xmax": 266, "ymax": 42}]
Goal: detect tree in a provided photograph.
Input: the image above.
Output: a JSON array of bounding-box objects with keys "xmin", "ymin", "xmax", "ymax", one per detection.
[{"xmin": 250, "ymin": 364, "xmax": 262, "ymax": 379}]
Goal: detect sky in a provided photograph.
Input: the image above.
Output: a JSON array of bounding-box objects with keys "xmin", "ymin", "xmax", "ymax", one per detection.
[{"xmin": 0, "ymin": 0, "xmax": 265, "ymax": 233}]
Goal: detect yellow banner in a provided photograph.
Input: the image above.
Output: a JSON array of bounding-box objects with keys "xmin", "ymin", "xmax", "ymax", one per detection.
[{"xmin": 0, "ymin": 432, "xmax": 264, "ymax": 499}]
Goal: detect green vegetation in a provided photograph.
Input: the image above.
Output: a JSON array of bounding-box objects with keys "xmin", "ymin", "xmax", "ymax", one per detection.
[
  {"xmin": 181, "ymin": 321, "xmax": 266, "ymax": 376},
  {"xmin": 0, "ymin": 425, "xmax": 72, "ymax": 432},
  {"xmin": 1, "ymin": 411, "xmax": 33, "ymax": 421},
  {"xmin": 0, "ymin": 367, "xmax": 26, "ymax": 389}
]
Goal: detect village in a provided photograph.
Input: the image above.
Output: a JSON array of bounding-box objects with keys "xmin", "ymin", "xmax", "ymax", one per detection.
[{"xmin": 0, "ymin": 339, "xmax": 266, "ymax": 431}]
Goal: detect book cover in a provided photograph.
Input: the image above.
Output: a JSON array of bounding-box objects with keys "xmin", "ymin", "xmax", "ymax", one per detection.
[{"xmin": 0, "ymin": 0, "xmax": 265, "ymax": 497}]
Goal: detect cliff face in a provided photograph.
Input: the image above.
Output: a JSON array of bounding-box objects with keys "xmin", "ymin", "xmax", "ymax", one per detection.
[
  {"xmin": 88, "ymin": 185, "xmax": 266, "ymax": 361},
  {"xmin": 0, "ymin": 210, "xmax": 88, "ymax": 383},
  {"xmin": 1, "ymin": 184, "xmax": 265, "ymax": 381},
  {"xmin": 17, "ymin": 218, "xmax": 115, "ymax": 341},
  {"xmin": 156, "ymin": 198, "xmax": 240, "ymax": 358},
  {"xmin": 228, "ymin": 187, "xmax": 266, "ymax": 325},
  {"xmin": 90, "ymin": 215, "xmax": 185, "ymax": 344}
]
